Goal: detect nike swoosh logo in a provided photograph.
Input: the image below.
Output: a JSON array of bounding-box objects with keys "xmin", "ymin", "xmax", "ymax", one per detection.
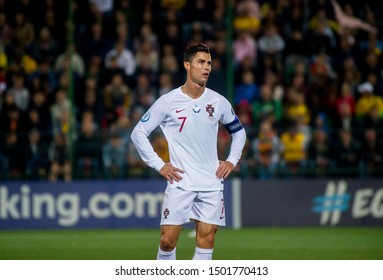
[
  {"xmin": 176, "ymin": 109, "xmax": 185, "ymax": 113},
  {"xmin": 220, "ymin": 216, "xmax": 225, "ymax": 219}
]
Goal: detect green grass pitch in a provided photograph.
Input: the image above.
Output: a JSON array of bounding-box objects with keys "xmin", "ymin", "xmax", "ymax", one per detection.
[{"xmin": 0, "ymin": 227, "xmax": 382, "ymax": 260}]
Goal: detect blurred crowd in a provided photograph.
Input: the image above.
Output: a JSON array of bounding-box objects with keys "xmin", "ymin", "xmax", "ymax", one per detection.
[{"xmin": 0, "ymin": 0, "xmax": 382, "ymax": 181}]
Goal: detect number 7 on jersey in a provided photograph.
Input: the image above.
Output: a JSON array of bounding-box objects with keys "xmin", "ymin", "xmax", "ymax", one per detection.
[{"xmin": 178, "ymin": 117, "xmax": 187, "ymax": 132}]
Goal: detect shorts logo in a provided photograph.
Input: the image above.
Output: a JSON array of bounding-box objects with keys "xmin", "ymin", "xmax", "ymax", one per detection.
[
  {"xmin": 206, "ymin": 104, "xmax": 214, "ymax": 118},
  {"xmin": 163, "ymin": 208, "xmax": 170, "ymax": 219}
]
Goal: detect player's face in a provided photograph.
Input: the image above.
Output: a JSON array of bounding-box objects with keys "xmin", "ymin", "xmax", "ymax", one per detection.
[{"xmin": 185, "ymin": 52, "xmax": 212, "ymax": 87}]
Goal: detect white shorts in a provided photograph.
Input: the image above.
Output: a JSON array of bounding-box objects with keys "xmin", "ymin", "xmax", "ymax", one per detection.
[{"xmin": 160, "ymin": 187, "xmax": 226, "ymax": 226}]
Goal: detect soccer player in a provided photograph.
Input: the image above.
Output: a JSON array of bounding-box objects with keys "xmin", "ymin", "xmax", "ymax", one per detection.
[{"xmin": 130, "ymin": 43, "xmax": 246, "ymax": 260}]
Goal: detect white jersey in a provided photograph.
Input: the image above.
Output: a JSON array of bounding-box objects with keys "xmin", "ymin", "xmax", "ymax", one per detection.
[{"xmin": 131, "ymin": 87, "xmax": 246, "ymax": 191}]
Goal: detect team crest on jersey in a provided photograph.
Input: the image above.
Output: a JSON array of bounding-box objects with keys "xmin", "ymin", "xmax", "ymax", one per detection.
[
  {"xmin": 163, "ymin": 208, "xmax": 170, "ymax": 219},
  {"xmin": 206, "ymin": 104, "xmax": 215, "ymax": 117},
  {"xmin": 193, "ymin": 104, "xmax": 201, "ymax": 113}
]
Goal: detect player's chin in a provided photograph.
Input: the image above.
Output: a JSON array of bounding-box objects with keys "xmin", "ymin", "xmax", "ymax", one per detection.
[{"xmin": 197, "ymin": 81, "xmax": 206, "ymax": 87}]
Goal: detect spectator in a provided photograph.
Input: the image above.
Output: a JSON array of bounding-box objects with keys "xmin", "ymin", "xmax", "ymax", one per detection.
[
  {"xmin": 284, "ymin": 87, "xmax": 310, "ymax": 125},
  {"xmin": 337, "ymin": 56, "xmax": 360, "ymax": 91},
  {"xmin": 54, "ymin": 44, "xmax": 85, "ymax": 77},
  {"xmin": 27, "ymin": 60, "xmax": 58, "ymax": 96},
  {"xmin": 234, "ymin": 55, "xmax": 257, "ymax": 86},
  {"xmin": 258, "ymin": 22, "xmax": 285, "ymax": 62},
  {"xmin": 78, "ymin": 22, "xmax": 111, "ymax": 65},
  {"xmin": 103, "ymin": 72, "xmax": 133, "ymax": 116},
  {"xmin": 100, "ymin": 54, "xmax": 128, "ymax": 87},
  {"xmin": 50, "ymin": 89, "xmax": 72, "ymax": 132},
  {"xmin": 233, "ymin": 30, "xmax": 257, "ymax": 65},
  {"xmin": 105, "ymin": 40, "xmax": 136, "ymax": 77},
  {"xmin": 135, "ymin": 39, "xmax": 160, "ymax": 74},
  {"xmin": 335, "ymin": 82, "xmax": 355, "ymax": 118},
  {"xmin": 355, "ymin": 81, "xmax": 383, "ymax": 119},
  {"xmin": 234, "ymin": 70, "xmax": 259, "ymax": 105},
  {"xmin": 360, "ymin": 51, "xmax": 382, "ymax": 87},
  {"xmin": 360, "ymin": 128, "xmax": 383, "ymax": 177},
  {"xmin": 309, "ymin": 52, "xmax": 336, "ymax": 83},
  {"xmin": 133, "ymin": 24, "xmax": 159, "ymax": 53},
  {"xmin": 102, "ymin": 131, "xmax": 126, "ymax": 179},
  {"xmin": 0, "ymin": 101, "xmax": 27, "ymax": 137},
  {"xmin": 32, "ymin": 26, "xmax": 58, "ymax": 64},
  {"xmin": 157, "ymin": 71, "xmax": 174, "ymax": 96},
  {"xmin": 78, "ymin": 89, "xmax": 103, "ymax": 127},
  {"xmin": 361, "ymin": 107, "xmax": 383, "ymax": 140},
  {"xmin": 27, "ymin": 108, "xmax": 51, "ymax": 143},
  {"xmin": 13, "ymin": 12, "xmax": 35, "ymax": 49},
  {"xmin": 2, "ymin": 132, "xmax": 24, "ymax": 179},
  {"xmin": 48, "ymin": 133, "xmax": 71, "ymax": 181},
  {"xmin": 0, "ymin": 13, "xmax": 12, "ymax": 48},
  {"xmin": 234, "ymin": 0, "xmax": 262, "ymax": 34},
  {"xmin": 304, "ymin": 14, "xmax": 334, "ymax": 56},
  {"xmin": 159, "ymin": 22, "xmax": 183, "ymax": 56},
  {"xmin": 252, "ymin": 83, "xmax": 282, "ymax": 126},
  {"xmin": 251, "ymin": 120, "xmax": 282, "ymax": 179},
  {"xmin": 8, "ymin": 72, "xmax": 29, "ymax": 112},
  {"xmin": 75, "ymin": 118, "xmax": 102, "ymax": 179},
  {"xmin": 307, "ymin": 128, "xmax": 332, "ymax": 177},
  {"xmin": 235, "ymin": 100, "xmax": 253, "ymax": 134},
  {"xmin": 25, "ymin": 128, "xmax": 49, "ymax": 180},
  {"xmin": 28, "ymin": 91, "xmax": 51, "ymax": 130},
  {"xmin": 283, "ymin": 3, "xmax": 307, "ymax": 41},
  {"xmin": 332, "ymin": 129, "xmax": 362, "ymax": 177},
  {"xmin": 333, "ymin": 101, "xmax": 358, "ymax": 141},
  {"xmin": 280, "ymin": 122, "xmax": 308, "ymax": 177},
  {"xmin": 160, "ymin": 45, "xmax": 181, "ymax": 83}
]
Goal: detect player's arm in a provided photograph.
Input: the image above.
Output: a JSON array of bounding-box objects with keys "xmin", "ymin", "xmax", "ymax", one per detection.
[
  {"xmin": 216, "ymin": 100, "xmax": 246, "ymax": 179},
  {"xmin": 130, "ymin": 98, "xmax": 168, "ymax": 172},
  {"xmin": 130, "ymin": 97, "xmax": 184, "ymax": 183}
]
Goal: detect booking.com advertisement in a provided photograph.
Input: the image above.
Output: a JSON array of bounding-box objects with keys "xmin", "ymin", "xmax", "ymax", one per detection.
[{"xmin": 0, "ymin": 180, "xmax": 233, "ymax": 230}]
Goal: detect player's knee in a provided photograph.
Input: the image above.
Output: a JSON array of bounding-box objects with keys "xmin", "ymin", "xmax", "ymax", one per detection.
[
  {"xmin": 204, "ymin": 234, "xmax": 216, "ymax": 247},
  {"xmin": 160, "ymin": 236, "xmax": 177, "ymax": 251}
]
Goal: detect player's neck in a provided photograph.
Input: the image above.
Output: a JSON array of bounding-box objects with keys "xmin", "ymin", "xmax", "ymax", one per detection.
[{"xmin": 181, "ymin": 82, "xmax": 205, "ymax": 99}]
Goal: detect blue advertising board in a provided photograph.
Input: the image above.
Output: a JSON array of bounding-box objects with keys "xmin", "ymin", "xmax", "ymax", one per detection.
[
  {"xmin": 241, "ymin": 179, "xmax": 383, "ymax": 227},
  {"xmin": 0, "ymin": 180, "xmax": 233, "ymax": 230}
]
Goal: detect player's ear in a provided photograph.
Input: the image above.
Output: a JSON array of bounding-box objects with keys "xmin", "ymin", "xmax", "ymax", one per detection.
[{"xmin": 183, "ymin": 60, "xmax": 190, "ymax": 71}]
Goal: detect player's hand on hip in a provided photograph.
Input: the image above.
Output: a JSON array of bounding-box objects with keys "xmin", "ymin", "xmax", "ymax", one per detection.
[
  {"xmin": 159, "ymin": 162, "xmax": 184, "ymax": 184},
  {"xmin": 216, "ymin": 161, "xmax": 234, "ymax": 179}
]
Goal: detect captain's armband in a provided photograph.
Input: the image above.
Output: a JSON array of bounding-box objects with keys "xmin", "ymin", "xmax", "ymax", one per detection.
[{"xmin": 224, "ymin": 116, "xmax": 243, "ymax": 134}]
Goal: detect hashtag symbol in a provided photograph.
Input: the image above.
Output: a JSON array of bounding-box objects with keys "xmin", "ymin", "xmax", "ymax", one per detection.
[{"xmin": 312, "ymin": 181, "xmax": 351, "ymax": 225}]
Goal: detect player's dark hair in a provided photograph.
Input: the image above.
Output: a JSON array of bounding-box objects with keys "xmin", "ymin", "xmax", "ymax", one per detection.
[{"xmin": 183, "ymin": 43, "xmax": 210, "ymax": 62}]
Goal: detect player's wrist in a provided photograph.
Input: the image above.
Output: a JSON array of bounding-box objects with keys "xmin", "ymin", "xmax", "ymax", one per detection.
[
  {"xmin": 154, "ymin": 161, "xmax": 166, "ymax": 172},
  {"xmin": 225, "ymin": 158, "xmax": 237, "ymax": 168}
]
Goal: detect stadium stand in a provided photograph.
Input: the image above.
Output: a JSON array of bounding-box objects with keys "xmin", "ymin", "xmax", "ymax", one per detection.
[{"xmin": 0, "ymin": 0, "xmax": 382, "ymax": 180}]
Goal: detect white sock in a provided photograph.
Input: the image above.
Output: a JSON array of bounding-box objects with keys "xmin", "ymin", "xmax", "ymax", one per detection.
[
  {"xmin": 156, "ymin": 247, "xmax": 176, "ymax": 260},
  {"xmin": 192, "ymin": 247, "xmax": 213, "ymax": 260}
]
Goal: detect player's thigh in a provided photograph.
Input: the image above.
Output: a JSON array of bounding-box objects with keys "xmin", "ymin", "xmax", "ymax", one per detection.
[
  {"xmin": 160, "ymin": 187, "xmax": 197, "ymax": 225},
  {"xmin": 191, "ymin": 190, "xmax": 225, "ymax": 226}
]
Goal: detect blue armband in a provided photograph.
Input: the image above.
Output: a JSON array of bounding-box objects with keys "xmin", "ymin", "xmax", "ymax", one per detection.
[{"xmin": 224, "ymin": 116, "xmax": 243, "ymax": 134}]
